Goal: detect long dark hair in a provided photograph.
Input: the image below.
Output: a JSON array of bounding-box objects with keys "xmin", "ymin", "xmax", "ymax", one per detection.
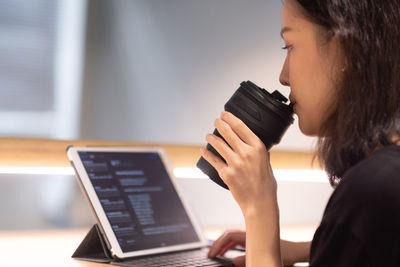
[{"xmin": 294, "ymin": 0, "xmax": 400, "ymax": 186}]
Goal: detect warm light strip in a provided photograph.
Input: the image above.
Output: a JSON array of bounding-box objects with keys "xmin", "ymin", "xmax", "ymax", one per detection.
[
  {"xmin": 0, "ymin": 167, "xmax": 75, "ymax": 175},
  {"xmin": 0, "ymin": 167, "xmax": 329, "ymax": 183}
]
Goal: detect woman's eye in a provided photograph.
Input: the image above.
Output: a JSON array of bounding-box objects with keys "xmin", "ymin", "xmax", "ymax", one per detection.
[{"xmin": 281, "ymin": 45, "xmax": 292, "ymax": 51}]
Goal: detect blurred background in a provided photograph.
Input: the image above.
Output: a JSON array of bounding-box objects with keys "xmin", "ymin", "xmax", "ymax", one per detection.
[{"xmin": 0, "ymin": 0, "xmax": 331, "ymax": 233}]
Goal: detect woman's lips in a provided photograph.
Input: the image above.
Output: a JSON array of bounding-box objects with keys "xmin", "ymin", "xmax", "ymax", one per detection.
[
  {"xmin": 289, "ymin": 96, "xmax": 296, "ymax": 107},
  {"xmin": 291, "ymin": 103, "xmax": 297, "ymax": 113},
  {"xmin": 289, "ymin": 94, "xmax": 295, "ymax": 104},
  {"xmin": 289, "ymin": 95, "xmax": 297, "ymax": 113}
]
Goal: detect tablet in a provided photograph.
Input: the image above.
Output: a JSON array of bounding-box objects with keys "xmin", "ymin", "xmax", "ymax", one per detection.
[{"xmin": 67, "ymin": 146, "xmax": 207, "ymax": 259}]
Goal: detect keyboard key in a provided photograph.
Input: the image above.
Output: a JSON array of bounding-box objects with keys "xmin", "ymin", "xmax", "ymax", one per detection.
[{"xmin": 112, "ymin": 248, "xmax": 233, "ymax": 267}]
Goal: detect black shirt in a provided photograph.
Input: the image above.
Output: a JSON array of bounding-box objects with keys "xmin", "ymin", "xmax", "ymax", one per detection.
[{"xmin": 310, "ymin": 145, "xmax": 400, "ymax": 267}]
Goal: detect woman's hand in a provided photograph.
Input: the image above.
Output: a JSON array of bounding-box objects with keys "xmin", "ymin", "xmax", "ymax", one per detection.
[
  {"xmin": 201, "ymin": 111, "xmax": 277, "ymax": 214},
  {"xmin": 208, "ymin": 229, "xmax": 311, "ymax": 267},
  {"xmin": 201, "ymin": 111, "xmax": 282, "ymax": 266},
  {"xmin": 208, "ymin": 230, "xmax": 246, "ymax": 267}
]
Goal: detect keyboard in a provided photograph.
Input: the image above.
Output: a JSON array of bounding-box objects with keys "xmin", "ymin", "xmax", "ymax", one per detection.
[{"xmin": 112, "ymin": 248, "xmax": 234, "ymax": 267}]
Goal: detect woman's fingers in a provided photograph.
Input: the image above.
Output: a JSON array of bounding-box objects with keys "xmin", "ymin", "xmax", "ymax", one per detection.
[
  {"xmin": 200, "ymin": 147, "xmax": 227, "ymax": 172},
  {"xmin": 233, "ymin": 255, "xmax": 246, "ymax": 267},
  {"xmin": 220, "ymin": 111, "xmax": 260, "ymax": 147},
  {"xmin": 208, "ymin": 231, "xmax": 245, "ymax": 258},
  {"xmin": 214, "ymin": 118, "xmax": 246, "ymax": 153},
  {"xmin": 205, "ymin": 133, "xmax": 236, "ymax": 165},
  {"xmin": 204, "ymin": 111, "xmax": 264, "ymax": 168},
  {"xmin": 218, "ymin": 241, "xmax": 237, "ymax": 256}
]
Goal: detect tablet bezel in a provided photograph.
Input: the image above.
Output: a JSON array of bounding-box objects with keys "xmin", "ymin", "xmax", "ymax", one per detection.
[{"xmin": 67, "ymin": 146, "xmax": 207, "ymax": 259}]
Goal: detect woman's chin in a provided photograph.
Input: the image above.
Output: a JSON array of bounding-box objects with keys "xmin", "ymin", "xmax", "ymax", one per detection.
[{"xmin": 298, "ymin": 119, "xmax": 319, "ymax": 137}]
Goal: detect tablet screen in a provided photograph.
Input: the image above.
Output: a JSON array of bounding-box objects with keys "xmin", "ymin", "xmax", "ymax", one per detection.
[{"xmin": 78, "ymin": 151, "xmax": 200, "ymax": 253}]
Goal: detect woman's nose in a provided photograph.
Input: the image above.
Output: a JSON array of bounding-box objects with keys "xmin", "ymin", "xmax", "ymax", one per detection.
[{"xmin": 279, "ymin": 56, "xmax": 290, "ymax": 86}]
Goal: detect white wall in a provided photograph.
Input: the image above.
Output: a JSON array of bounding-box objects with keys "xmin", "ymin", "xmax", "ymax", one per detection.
[
  {"xmin": 80, "ymin": 0, "xmax": 317, "ymax": 151},
  {"xmin": 178, "ymin": 177, "xmax": 333, "ymax": 228}
]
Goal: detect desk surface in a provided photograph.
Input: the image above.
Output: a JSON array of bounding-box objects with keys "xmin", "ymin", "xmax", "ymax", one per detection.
[
  {"xmin": 0, "ymin": 226, "xmax": 315, "ymax": 267},
  {"xmin": 0, "ymin": 229, "xmax": 105, "ymax": 267}
]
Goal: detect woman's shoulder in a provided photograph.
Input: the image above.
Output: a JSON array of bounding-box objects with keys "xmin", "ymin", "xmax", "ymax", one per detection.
[
  {"xmin": 323, "ymin": 145, "xmax": 400, "ymax": 221},
  {"xmin": 348, "ymin": 144, "xmax": 400, "ymax": 174},
  {"xmin": 341, "ymin": 144, "xmax": 400, "ymax": 193},
  {"xmin": 311, "ymin": 145, "xmax": 400, "ymax": 266}
]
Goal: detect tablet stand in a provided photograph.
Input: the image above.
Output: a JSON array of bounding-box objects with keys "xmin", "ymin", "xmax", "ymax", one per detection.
[{"xmin": 72, "ymin": 224, "xmax": 114, "ymax": 263}]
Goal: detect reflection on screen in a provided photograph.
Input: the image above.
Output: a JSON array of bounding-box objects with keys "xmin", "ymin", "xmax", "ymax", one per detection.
[{"xmin": 78, "ymin": 151, "xmax": 200, "ymax": 252}]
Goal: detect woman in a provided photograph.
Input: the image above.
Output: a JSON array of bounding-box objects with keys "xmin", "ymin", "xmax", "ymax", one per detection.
[{"xmin": 203, "ymin": 0, "xmax": 400, "ymax": 266}]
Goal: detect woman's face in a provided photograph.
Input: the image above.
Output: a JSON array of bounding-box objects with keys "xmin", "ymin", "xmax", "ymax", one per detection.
[{"xmin": 280, "ymin": 0, "xmax": 342, "ymax": 136}]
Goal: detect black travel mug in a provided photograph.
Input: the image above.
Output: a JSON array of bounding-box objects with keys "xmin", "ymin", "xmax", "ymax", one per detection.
[{"xmin": 196, "ymin": 80, "xmax": 294, "ymax": 189}]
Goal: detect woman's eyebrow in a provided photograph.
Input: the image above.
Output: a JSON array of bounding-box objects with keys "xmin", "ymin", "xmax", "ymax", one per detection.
[{"xmin": 280, "ymin": 26, "xmax": 292, "ymax": 38}]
